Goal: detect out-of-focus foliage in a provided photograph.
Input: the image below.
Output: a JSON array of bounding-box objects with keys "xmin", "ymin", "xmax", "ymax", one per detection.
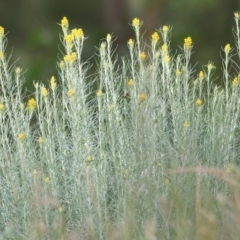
[{"xmin": 0, "ymin": 0, "xmax": 239, "ymax": 90}]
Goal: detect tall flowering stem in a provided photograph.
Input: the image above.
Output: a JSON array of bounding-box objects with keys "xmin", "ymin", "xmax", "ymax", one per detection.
[
  {"xmin": 234, "ymin": 12, "xmax": 240, "ymax": 60},
  {"xmin": 224, "ymin": 43, "xmax": 231, "ymax": 101}
]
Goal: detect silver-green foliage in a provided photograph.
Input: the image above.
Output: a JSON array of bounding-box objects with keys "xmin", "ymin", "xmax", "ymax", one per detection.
[{"xmin": 0, "ymin": 13, "xmax": 240, "ymax": 239}]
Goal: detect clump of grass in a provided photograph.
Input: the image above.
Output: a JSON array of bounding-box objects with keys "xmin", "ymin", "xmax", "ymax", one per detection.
[{"xmin": 1, "ymin": 12, "xmax": 240, "ymax": 239}]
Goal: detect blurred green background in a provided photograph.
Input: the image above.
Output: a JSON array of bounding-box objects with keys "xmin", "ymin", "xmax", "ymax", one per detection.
[{"xmin": 0, "ymin": 0, "xmax": 239, "ymax": 90}]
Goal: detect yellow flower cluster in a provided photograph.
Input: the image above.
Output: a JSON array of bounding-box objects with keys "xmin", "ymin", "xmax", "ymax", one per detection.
[
  {"xmin": 128, "ymin": 39, "xmax": 134, "ymax": 48},
  {"xmin": 72, "ymin": 28, "xmax": 84, "ymax": 39},
  {"xmin": 132, "ymin": 18, "xmax": 140, "ymax": 28},
  {"xmin": 199, "ymin": 71, "xmax": 204, "ymax": 80},
  {"xmin": 196, "ymin": 98, "xmax": 203, "ymax": 107},
  {"xmin": 152, "ymin": 32, "xmax": 159, "ymax": 43},
  {"xmin": 45, "ymin": 176, "xmax": 50, "ymax": 184},
  {"xmin": 109, "ymin": 104, "xmax": 115, "ymax": 110},
  {"xmin": 38, "ymin": 137, "xmax": 44, "ymax": 144},
  {"xmin": 163, "ymin": 26, "xmax": 169, "ymax": 33},
  {"xmin": 64, "ymin": 52, "xmax": 77, "ymax": 64},
  {"xmin": 184, "ymin": 37, "xmax": 193, "ymax": 49},
  {"xmin": 61, "ymin": 17, "xmax": 69, "ymax": 29},
  {"xmin": 0, "ymin": 26, "xmax": 4, "ymax": 37},
  {"xmin": 164, "ymin": 55, "xmax": 171, "ymax": 64},
  {"xmin": 224, "ymin": 44, "xmax": 231, "ymax": 54},
  {"xmin": 96, "ymin": 89, "xmax": 102, "ymax": 97},
  {"xmin": 87, "ymin": 155, "xmax": 93, "ymax": 162},
  {"xmin": 139, "ymin": 93, "xmax": 147, "ymax": 102},
  {"xmin": 65, "ymin": 34, "xmax": 73, "ymax": 43},
  {"xmin": 41, "ymin": 87, "xmax": 48, "ymax": 97},
  {"xmin": 176, "ymin": 69, "xmax": 181, "ymax": 76},
  {"xmin": 59, "ymin": 61, "xmax": 65, "ymax": 69},
  {"xmin": 68, "ymin": 88, "xmax": 75, "ymax": 97},
  {"xmin": 15, "ymin": 67, "xmax": 22, "ymax": 75},
  {"xmin": 28, "ymin": 98, "xmax": 37, "ymax": 111},
  {"xmin": 50, "ymin": 76, "xmax": 57, "ymax": 90},
  {"xmin": 207, "ymin": 62, "xmax": 214, "ymax": 71},
  {"xmin": 0, "ymin": 51, "xmax": 3, "ymax": 61},
  {"xmin": 140, "ymin": 52, "xmax": 146, "ymax": 61},
  {"xmin": 0, "ymin": 103, "xmax": 4, "ymax": 111},
  {"xmin": 232, "ymin": 77, "xmax": 239, "ymax": 86},
  {"xmin": 65, "ymin": 34, "xmax": 74, "ymax": 48},
  {"xmin": 34, "ymin": 81, "xmax": 39, "ymax": 89},
  {"xmin": 106, "ymin": 34, "xmax": 111, "ymax": 42},
  {"xmin": 18, "ymin": 133, "xmax": 25, "ymax": 141},
  {"xmin": 234, "ymin": 12, "xmax": 240, "ymax": 20},
  {"xmin": 128, "ymin": 79, "xmax": 134, "ymax": 87},
  {"xmin": 161, "ymin": 44, "xmax": 168, "ymax": 52},
  {"xmin": 100, "ymin": 42, "xmax": 106, "ymax": 49}
]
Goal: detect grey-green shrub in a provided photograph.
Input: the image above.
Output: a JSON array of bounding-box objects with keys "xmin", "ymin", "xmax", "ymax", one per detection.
[{"xmin": 0, "ymin": 13, "xmax": 240, "ymax": 240}]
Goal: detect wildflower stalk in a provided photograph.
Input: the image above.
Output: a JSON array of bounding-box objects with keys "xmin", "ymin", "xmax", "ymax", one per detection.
[
  {"xmin": 234, "ymin": 12, "xmax": 240, "ymax": 60},
  {"xmin": 132, "ymin": 18, "xmax": 141, "ymax": 60},
  {"xmin": 150, "ymin": 32, "xmax": 159, "ymax": 96},
  {"xmin": 128, "ymin": 38, "xmax": 136, "ymax": 84},
  {"xmin": 223, "ymin": 44, "xmax": 233, "ymax": 104}
]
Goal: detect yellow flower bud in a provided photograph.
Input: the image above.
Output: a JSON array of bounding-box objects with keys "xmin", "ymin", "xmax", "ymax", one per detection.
[
  {"xmin": 27, "ymin": 98, "xmax": 37, "ymax": 111},
  {"xmin": 61, "ymin": 17, "xmax": 69, "ymax": 29},
  {"xmin": 224, "ymin": 44, "xmax": 231, "ymax": 54},
  {"xmin": 18, "ymin": 133, "xmax": 25, "ymax": 141},
  {"xmin": 96, "ymin": 89, "xmax": 102, "ymax": 97},
  {"xmin": 132, "ymin": 18, "xmax": 140, "ymax": 28},
  {"xmin": 68, "ymin": 88, "xmax": 75, "ymax": 97},
  {"xmin": 196, "ymin": 98, "xmax": 203, "ymax": 107},
  {"xmin": 139, "ymin": 93, "xmax": 147, "ymax": 102},
  {"xmin": 184, "ymin": 37, "xmax": 193, "ymax": 49}
]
